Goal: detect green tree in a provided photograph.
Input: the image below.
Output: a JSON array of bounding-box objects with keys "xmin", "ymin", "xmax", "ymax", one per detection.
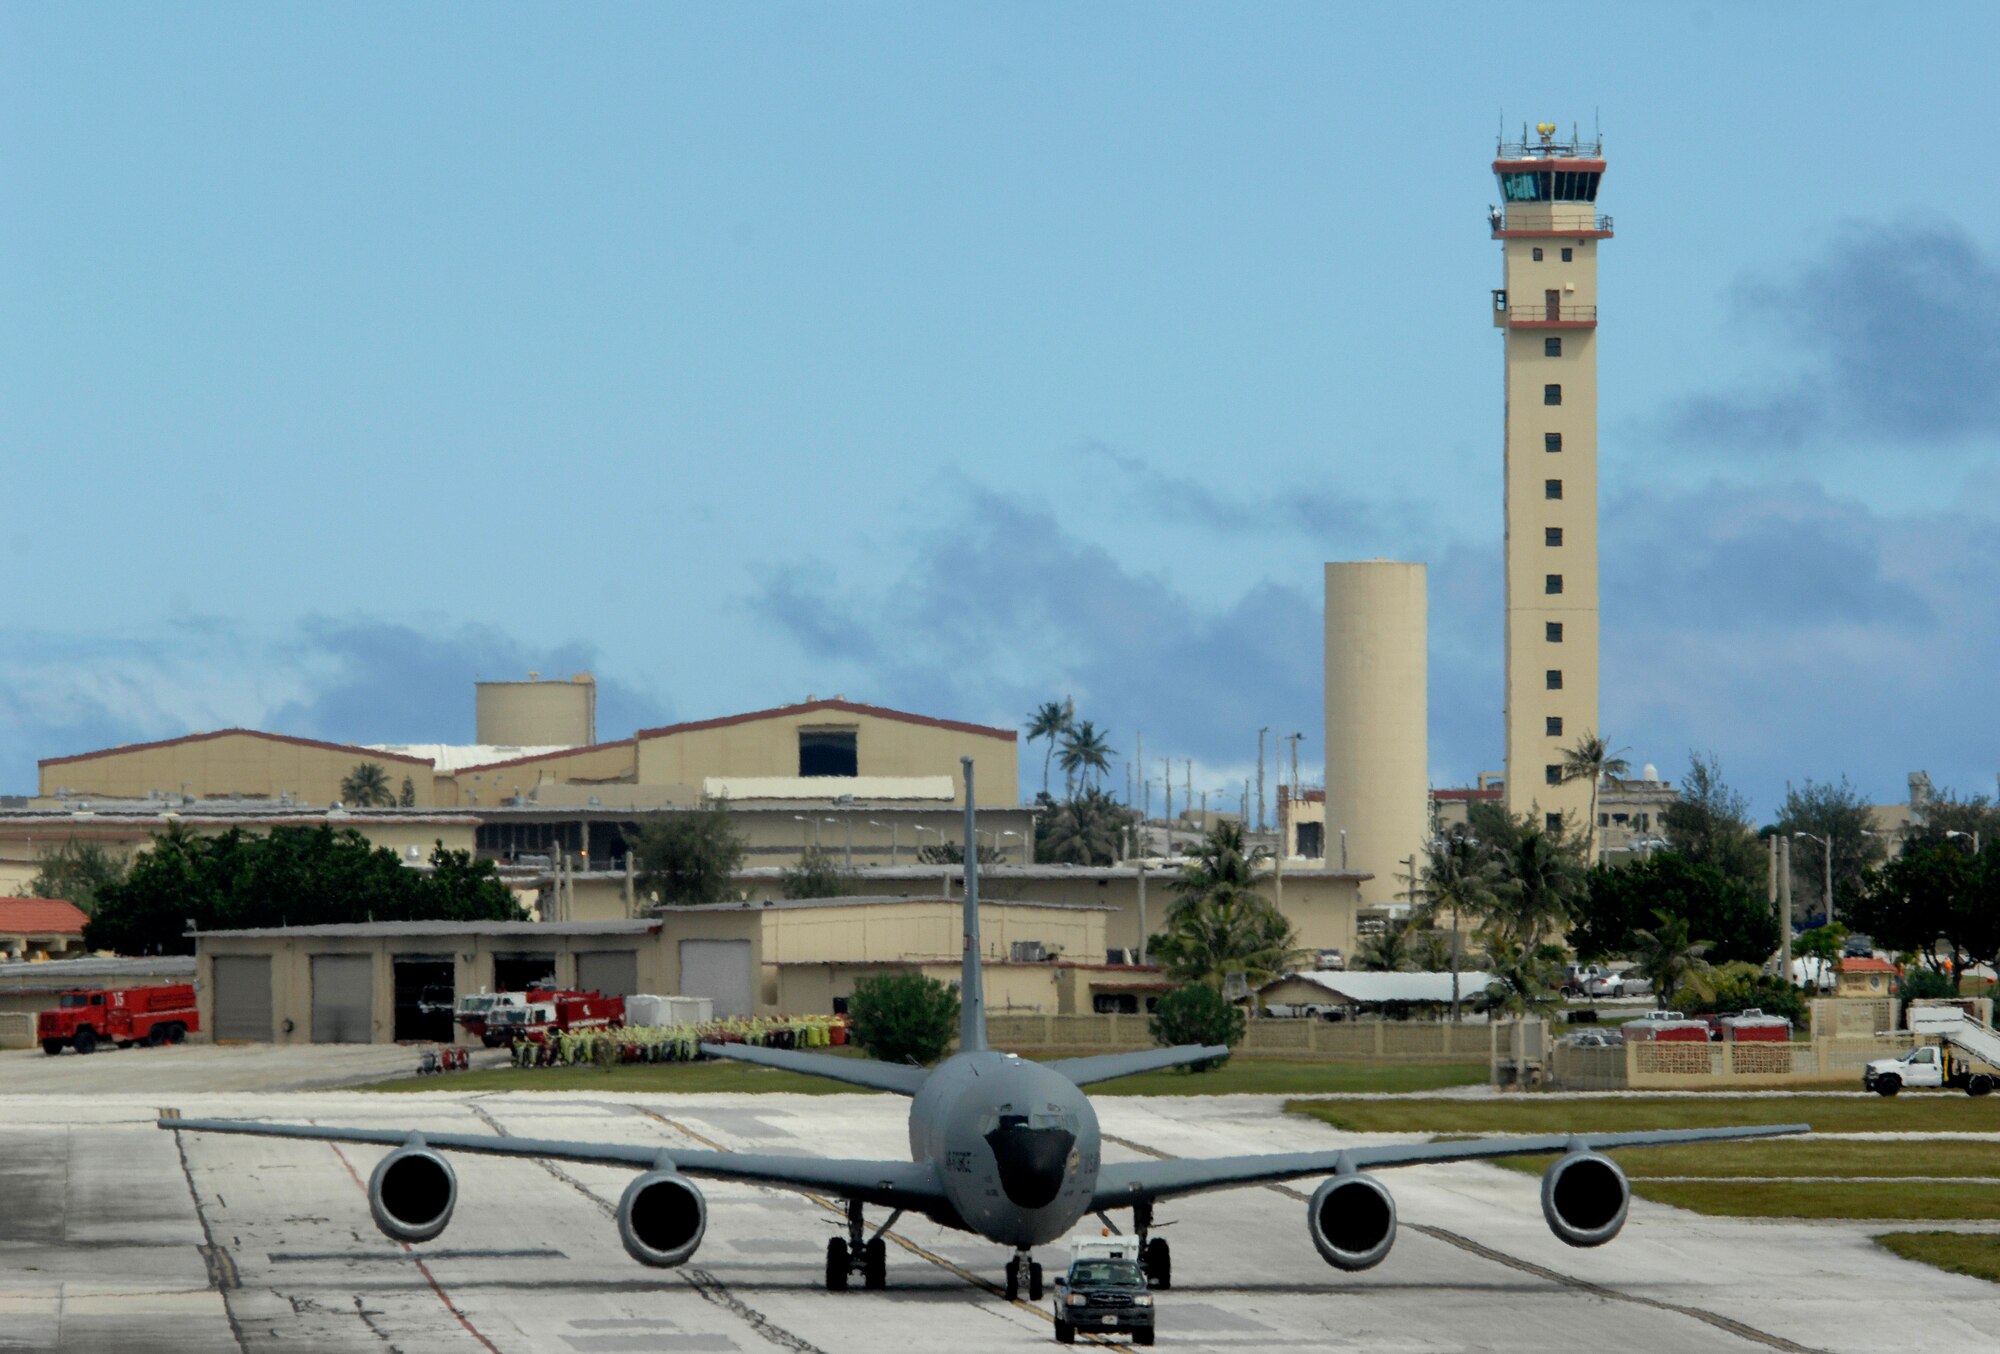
[
  {"xmin": 1168, "ymin": 820, "xmax": 1270, "ymax": 916},
  {"xmin": 1036, "ymin": 787, "xmax": 1135, "ymax": 866},
  {"xmin": 340, "ymin": 762, "xmax": 396, "ymax": 807},
  {"xmin": 1147, "ymin": 983, "xmax": 1245, "ymax": 1072},
  {"xmin": 1472, "ymin": 938, "xmax": 1563, "ymax": 1017},
  {"xmin": 1676, "ymin": 963, "xmax": 1807, "ymax": 1027},
  {"xmin": 398, "ymin": 776, "xmax": 417, "ymax": 808},
  {"xmin": 1353, "ymin": 924, "xmax": 1417, "ymax": 972},
  {"xmin": 1905, "ymin": 787, "xmax": 2000, "ymax": 853},
  {"xmin": 916, "ymin": 839, "xmax": 1003, "ymax": 865},
  {"xmin": 847, "ymin": 971, "xmax": 960, "ymax": 1066},
  {"xmin": 1850, "ymin": 843, "xmax": 2000, "ymax": 994},
  {"xmin": 1151, "ymin": 888, "xmax": 1299, "ymax": 993},
  {"xmin": 1660, "ymin": 752, "xmax": 1764, "ymax": 891},
  {"xmin": 1570, "ymin": 852, "xmax": 1777, "ymax": 968},
  {"xmin": 780, "ymin": 845, "xmax": 855, "ymax": 900},
  {"xmin": 26, "ymin": 840, "xmax": 128, "ymax": 918},
  {"xmin": 1058, "ymin": 719, "xmax": 1113, "ymax": 794},
  {"xmin": 1630, "ymin": 909, "xmax": 1713, "ymax": 1003},
  {"xmin": 1487, "ymin": 817, "xmax": 1586, "ymax": 945},
  {"xmin": 1774, "ymin": 776, "xmax": 1887, "ymax": 922},
  {"xmin": 84, "ymin": 825, "xmax": 523, "ymax": 955},
  {"xmin": 627, "ymin": 804, "xmax": 747, "ymax": 906},
  {"xmin": 1897, "ymin": 966, "xmax": 1957, "ymax": 1001},
  {"xmin": 1025, "ymin": 698, "xmax": 1076, "ymax": 797},
  {"xmin": 1560, "ymin": 732, "xmax": 1630, "ymax": 862},
  {"xmin": 1416, "ymin": 831, "xmax": 1502, "ymax": 1003}
]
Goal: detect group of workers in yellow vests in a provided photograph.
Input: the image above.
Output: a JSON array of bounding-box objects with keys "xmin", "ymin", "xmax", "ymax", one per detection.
[{"xmin": 510, "ymin": 1014, "xmax": 847, "ymax": 1068}]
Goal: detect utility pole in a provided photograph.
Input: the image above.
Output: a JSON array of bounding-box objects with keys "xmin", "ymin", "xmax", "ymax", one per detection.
[
  {"xmin": 1778, "ymin": 835, "xmax": 1794, "ymax": 996},
  {"xmin": 1134, "ymin": 731, "xmax": 1143, "ymax": 810},
  {"xmin": 1257, "ymin": 728, "xmax": 1269, "ymax": 833},
  {"xmin": 1286, "ymin": 733, "xmax": 1305, "ymax": 799},
  {"xmin": 1162, "ymin": 759, "xmax": 1173, "ymax": 854}
]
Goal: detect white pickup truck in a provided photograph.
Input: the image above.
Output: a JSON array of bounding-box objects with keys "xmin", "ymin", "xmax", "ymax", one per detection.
[{"xmin": 1863, "ymin": 1043, "xmax": 1997, "ymax": 1097}]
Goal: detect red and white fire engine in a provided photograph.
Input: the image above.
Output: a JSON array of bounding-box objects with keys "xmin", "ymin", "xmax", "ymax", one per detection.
[{"xmin": 37, "ymin": 983, "xmax": 200, "ymax": 1055}]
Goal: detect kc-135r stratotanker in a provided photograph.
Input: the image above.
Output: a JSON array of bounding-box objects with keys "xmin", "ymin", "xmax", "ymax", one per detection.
[{"xmin": 161, "ymin": 758, "xmax": 1808, "ymax": 1303}]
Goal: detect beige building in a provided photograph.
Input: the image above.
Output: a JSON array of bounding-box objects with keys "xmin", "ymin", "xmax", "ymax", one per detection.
[
  {"xmin": 1324, "ymin": 561, "xmax": 1428, "ymax": 908},
  {"xmin": 476, "ymin": 673, "xmax": 596, "ymax": 746},
  {"xmin": 1492, "ymin": 125, "xmax": 1609, "ymax": 835},
  {"xmin": 37, "ymin": 729, "xmax": 443, "ymax": 808}
]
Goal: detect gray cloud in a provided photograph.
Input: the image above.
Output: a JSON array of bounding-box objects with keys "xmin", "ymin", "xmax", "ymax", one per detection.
[
  {"xmin": 1667, "ymin": 221, "xmax": 2000, "ymax": 449},
  {"xmin": 1079, "ymin": 441, "xmax": 1400, "ymax": 540},
  {"xmin": 1, "ymin": 617, "xmax": 668, "ymax": 790}
]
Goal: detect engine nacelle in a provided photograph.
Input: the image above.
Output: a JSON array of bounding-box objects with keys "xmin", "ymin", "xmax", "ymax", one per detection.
[
  {"xmin": 368, "ymin": 1143, "xmax": 457, "ymax": 1244},
  {"xmin": 1541, "ymin": 1151, "xmax": 1629, "ymax": 1248},
  {"xmin": 617, "ymin": 1170, "xmax": 707, "ymax": 1267},
  {"xmin": 1306, "ymin": 1173, "xmax": 1397, "ymax": 1271}
]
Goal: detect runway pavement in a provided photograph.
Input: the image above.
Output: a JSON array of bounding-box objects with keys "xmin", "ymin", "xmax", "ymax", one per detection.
[{"xmin": 0, "ymin": 1090, "xmax": 1992, "ymax": 1353}]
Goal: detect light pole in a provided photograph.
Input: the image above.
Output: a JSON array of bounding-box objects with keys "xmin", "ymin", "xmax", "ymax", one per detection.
[
  {"xmin": 791, "ymin": 815, "xmax": 819, "ymax": 854},
  {"xmin": 1946, "ymin": 829, "xmax": 1982, "ymax": 854},
  {"xmin": 997, "ymin": 830, "xmax": 1022, "ymax": 863},
  {"xmin": 869, "ymin": 820, "xmax": 898, "ymax": 865},
  {"xmin": 828, "ymin": 817, "xmax": 849, "ymax": 869},
  {"xmin": 1257, "ymin": 727, "xmax": 1269, "ymax": 833},
  {"xmin": 1793, "ymin": 832, "xmax": 1834, "ymax": 927}
]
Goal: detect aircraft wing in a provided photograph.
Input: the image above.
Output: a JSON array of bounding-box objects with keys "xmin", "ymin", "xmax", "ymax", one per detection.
[
  {"xmin": 1043, "ymin": 1045, "xmax": 1234, "ymax": 1086},
  {"xmin": 159, "ymin": 1117, "xmax": 945, "ymax": 1209},
  {"xmin": 696, "ymin": 1042, "xmax": 930, "ymax": 1095},
  {"xmin": 1092, "ymin": 1122, "xmax": 1809, "ymax": 1207}
]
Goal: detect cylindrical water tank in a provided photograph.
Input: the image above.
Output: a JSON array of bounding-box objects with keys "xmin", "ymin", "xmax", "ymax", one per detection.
[{"xmin": 1323, "ymin": 562, "xmax": 1428, "ymax": 907}]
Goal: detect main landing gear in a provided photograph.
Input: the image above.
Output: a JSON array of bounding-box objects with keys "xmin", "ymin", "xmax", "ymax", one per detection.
[
  {"xmin": 825, "ymin": 1199, "xmax": 893, "ymax": 1291},
  {"xmin": 1003, "ymin": 1249, "xmax": 1043, "ymax": 1301},
  {"xmin": 1132, "ymin": 1202, "xmax": 1171, "ymax": 1289}
]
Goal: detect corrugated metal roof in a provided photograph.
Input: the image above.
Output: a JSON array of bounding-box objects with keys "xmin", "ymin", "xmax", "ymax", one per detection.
[
  {"xmin": 367, "ymin": 743, "xmax": 575, "ymax": 773},
  {"xmin": 660, "ymin": 896, "xmax": 1113, "ymax": 913},
  {"xmin": 1265, "ymin": 969, "xmax": 1496, "ymax": 1004},
  {"xmin": 0, "ymin": 955, "xmax": 194, "ymax": 983},
  {"xmin": 196, "ymin": 919, "xmax": 661, "ymax": 939}
]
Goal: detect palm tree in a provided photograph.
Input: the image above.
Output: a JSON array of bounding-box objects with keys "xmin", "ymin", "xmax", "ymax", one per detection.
[
  {"xmin": 1630, "ymin": 908, "xmax": 1713, "ymax": 1004},
  {"xmin": 1025, "ymin": 698, "xmax": 1075, "ymax": 796},
  {"xmin": 1058, "ymin": 719, "xmax": 1112, "ymax": 793},
  {"xmin": 1488, "ymin": 820, "xmax": 1585, "ymax": 947},
  {"xmin": 1472, "ymin": 936, "xmax": 1563, "ymax": 1018},
  {"xmin": 1039, "ymin": 788, "xmax": 1132, "ymax": 866},
  {"xmin": 1152, "ymin": 894, "xmax": 1300, "ymax": 992},
  {"xmin": 1167, "ymin": 820, "xmax": 1270, "ymax": 921},
  {"xmin": 1416, "ymin": 831, "xmax": 1504, "ymax": 1017},
  {"xmin": 1560, "ymin": 732, "xmax": 1631, "ymax": 863},
  {"xmin": 1354, "ymin": 924, "xmax": 1418, "ymax": 973},
  {"xmin": 340, "ymin": 762, "xmax": 395, "ymax": 808}
]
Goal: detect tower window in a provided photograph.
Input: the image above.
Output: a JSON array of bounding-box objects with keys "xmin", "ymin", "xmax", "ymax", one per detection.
[
  {"xmin": 1546, "ymin": 669, "xmax": 1563, "ymax": 690},
  {"xmin": 1544, "ymin": 432, "xmax": 1562, "ymax": 453},
  {"xmin": 1545, "ymin": 478, "xmax": 1563, "ymax": 499},
  {"xmin": 1545, "ymin": 573, "xmax": 1563, "ymax": 594},
  {"xmin": 1532, "ymin": 247, "xmax": 1544, "ymax": 261},
  {"xmin": 1545, "ymin": 527, "xmax": 1563, "ymax": 546},
  {"xmin": 1544, "ymin": 337, "xmax": 1563, "ymax": 357},
  {"xmin": 1545, "ymin": 764, "xmax": 1563, "ymax": 785},
  {"xmin": 1561, "ymin": 247, "xmax": 1574, "ymax": 262},
  {"xmin": 1546, "ymin": 622, "xmax": 1563, "ymax": 642},
  {"xmin": 1544, "ymin": 384, "xmax": 1563, "ymax": 406},
  {"xmin": 1546, "ymin": 716, "xmax": 1564, "ymax": 736}
]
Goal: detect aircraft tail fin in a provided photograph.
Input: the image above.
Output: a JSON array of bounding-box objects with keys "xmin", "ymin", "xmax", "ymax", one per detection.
[{"xmin": 959, "ymin": 755, "xmax": 988, "ymax": 1053}]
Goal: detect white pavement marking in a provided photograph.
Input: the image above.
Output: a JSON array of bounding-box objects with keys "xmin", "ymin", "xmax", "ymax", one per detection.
[{"xmin": 0, "ymin": 1090, "xmax": 1994, "ymax": 1353}]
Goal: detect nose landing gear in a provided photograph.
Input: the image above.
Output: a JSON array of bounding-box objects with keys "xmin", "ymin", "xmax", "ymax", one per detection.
[
  {"xmin": 824, "ymin": 1199, "xmax": 894, "ymax": 1291},
  {"xmin": 1133, "ymin": 1202, "xmax": 1171, "ymax": 1289},
  {"xmin": 1003, "ymin": 1249, "xmax": 1043, "ymax": 1301}
]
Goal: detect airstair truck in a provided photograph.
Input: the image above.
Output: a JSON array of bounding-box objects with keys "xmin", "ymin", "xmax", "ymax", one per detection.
[{"xmin": 1864, "ymin": 1008, "xmax": 2000, "ymax": 1096}]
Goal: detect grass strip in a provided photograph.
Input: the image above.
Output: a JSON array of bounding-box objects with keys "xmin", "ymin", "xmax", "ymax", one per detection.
[
  {"xmin": 1633, "ymin": 1180, "xmax": 2000, "ymax": 1221},
  {"xmin": 359, "ymin": 1056, "xmax": 1489, "ymax": 1096},
  {"xmin": 1289, "ymin": 1094, "xmax": 2000, "ymax": 1136},
  {"xmin": 1875, "ymin": 1231, "xmax": 2000, "ymax": 1284}
]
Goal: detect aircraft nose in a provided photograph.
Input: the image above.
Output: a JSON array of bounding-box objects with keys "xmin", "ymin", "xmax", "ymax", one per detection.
[{"xmin": 984, "ymin": 1123, "xmax": 1076, "ymax": 1209}]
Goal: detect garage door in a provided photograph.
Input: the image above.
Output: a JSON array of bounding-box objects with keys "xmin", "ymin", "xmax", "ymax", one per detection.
[
  {"xmin": 679, "ymin": 939, "xmax": 752, "ymax": 1018},
  {"xmin": 212, "ymin": 955, "xmax": 274, "ymax": 1042},
  {"xmin": 311, "ymin": 955, "xmax": 375, "ymax": 1043},
  {"xmin": 494, "ymin": 952, "xmax": 557, "ymax": 992},
  {"xmin": 576, "ymin": 950, "xmax": 638, "ymax": 998},
  {"xmin": 392, "ymin": 955, "xmax": 456, "ymax": 1043}
]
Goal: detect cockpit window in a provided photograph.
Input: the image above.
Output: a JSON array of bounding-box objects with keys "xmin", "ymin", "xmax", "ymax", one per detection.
[{"xmin": 997, "ymin": 1114, "xmax": 1029, "ymax": 1131}]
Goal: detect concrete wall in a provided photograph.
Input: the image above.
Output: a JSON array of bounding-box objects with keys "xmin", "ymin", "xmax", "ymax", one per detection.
[
  {"xmin": 1323, "ymin": 561, "xmax": 1427, "ymax": 909},
  {"xmin": 637, "ymin": 705, "xmax": 1018, "ymax": 806},
  {"xmin": 38, "ymin": 731, "xmax": 437, "ymax": 807},
  {"xmin": 769, "ymin": 960, "xmax": 1070, "ymax": 1017}
]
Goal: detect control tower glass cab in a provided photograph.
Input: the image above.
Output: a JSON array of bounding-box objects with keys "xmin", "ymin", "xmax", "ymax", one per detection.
[{"xmin": 1491, "ymin": 123, "xmax": 1610, "ymax": 236}]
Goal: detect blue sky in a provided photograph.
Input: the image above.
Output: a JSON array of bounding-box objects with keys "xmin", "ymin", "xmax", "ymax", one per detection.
[{"xmin": 5, "ymin": 5, "xmax": 1998, "ymax": 818}]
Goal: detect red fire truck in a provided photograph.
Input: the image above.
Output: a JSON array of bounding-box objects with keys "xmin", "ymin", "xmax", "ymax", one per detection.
[
  {"xmin": 482, "ymin": 990, "xmax": 625, "ymax": 1046},
  {"xmin": 37, "ymin": 984, "xmax": 200, "ymax": 1055}
]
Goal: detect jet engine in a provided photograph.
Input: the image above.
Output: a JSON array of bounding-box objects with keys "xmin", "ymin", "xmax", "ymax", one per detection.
[
  {"xmin": 1540, "ymin": 1151, "xmax": 1629, "ymax": 1248},
  {"xmin": 368, "ymin": 1142, "xmax": 457, "ymax": 1244},
  {"xmin": 1306, "ymin": 1173, "xmax": 1397, "ymax": 1271},
  {"xmin": 617, "ymin": 1170, "xmax": 708, "ymax": 1267}
]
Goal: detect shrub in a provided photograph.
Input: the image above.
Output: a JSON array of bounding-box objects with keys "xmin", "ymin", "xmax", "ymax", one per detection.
[
  {"xmin": 847, "ymin": 972, "xmax": 960, "ymax": 1067},
  {"xmin": 1898, "ymin": 966, "xmax": 1957, "ymax": 1001},
  {"xmin": 1147, "ymin": 984, "xmax": 1246, "ymax": 1072}
]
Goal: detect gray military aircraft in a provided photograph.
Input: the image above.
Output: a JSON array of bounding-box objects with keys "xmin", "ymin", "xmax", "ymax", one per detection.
[{"xmin": 161, "ymin": 758, "xmax": 1807, "ymax": 1307}]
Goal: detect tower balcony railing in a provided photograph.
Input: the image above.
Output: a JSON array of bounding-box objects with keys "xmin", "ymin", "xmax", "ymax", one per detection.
[
  {"xmin": 1507, "ymin": 304, "xmax": 1597, "ymax": 325},
  {"xmin": 1491, "ymin": 212, "xmax": 1614, "ymax": 236}
]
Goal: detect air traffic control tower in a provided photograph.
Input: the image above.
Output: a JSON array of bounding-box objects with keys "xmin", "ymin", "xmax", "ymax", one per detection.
[{"xmin": 1490, "ymin": 123, "xmax": 1610, "ymax": 833}]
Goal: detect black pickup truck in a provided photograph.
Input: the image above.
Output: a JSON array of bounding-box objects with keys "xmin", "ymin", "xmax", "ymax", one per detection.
[{"xmin": 1052, "ymin": 1250, "xmax": 1155, "ymax": 1345}]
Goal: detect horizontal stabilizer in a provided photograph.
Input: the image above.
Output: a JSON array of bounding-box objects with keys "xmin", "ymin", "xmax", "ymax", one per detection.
[
  {"xmin": 697, "ymin": 1042, "xmax": 930, "ymax": 1095},
  {"xmin": 1043, "ymin": 1045, "xmax": 1234, "ymax": 1087}
]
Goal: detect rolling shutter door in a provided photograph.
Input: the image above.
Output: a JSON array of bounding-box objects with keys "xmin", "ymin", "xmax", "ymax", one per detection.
[
  {"xmin": 311, "ymin": 955, "xmax": 375, "ymax": 1043},
  {"xmin": 576, "ymin": 950, "xmax": 639, "ymax": 998},
  {"xmin": 211, "ymin": 955, "xmax": 273, "ymax": 1042},
  {"xmin": 678, "ymin": 939, "xmax": 752, "ymax": 1018}
]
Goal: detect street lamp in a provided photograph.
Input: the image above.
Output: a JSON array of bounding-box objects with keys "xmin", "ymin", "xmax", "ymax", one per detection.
[
  {"xmin": 1946, "ymin": 829, "xmax": 1982, "ymax": 854},
  {"xmin": 997, "ymin": 829, "xmax": 1022, "ymax": 863},
  {"xmin": 868, "ymin": 820, "xmax": 898, "ymax": 865},
  {"xmin": 1793, "ymin": 832, "xmax": 1834, "ymax": 926},
  {"xmin": 791, "ymin": 815, "xmax": 820, "ymax": 852},
  {"xmin": 825, "ymin": 817, "xmax": 850, "ymax": 869}
]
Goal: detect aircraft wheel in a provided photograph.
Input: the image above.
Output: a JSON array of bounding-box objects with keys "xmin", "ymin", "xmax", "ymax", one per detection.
[
  {"xmin": 1875, "ymin": 1074, "xmax": 1901, "ymax": 1097},
  {"xmin": 825, "ymin": 1238, "xmax": 850, "ymax": 1291},
  {"xmin": 1028, "ymin": 1261, "xmax": 1043, "ymax": 1301},
  {"xmin": 73, "ymin": 1028, "xmax": 97, "ymax": 1055},
  {"xmin": 1053, "ymin": 1317, "xmax": 1074, "ymax": 1344},
  {"xmin": 1144, "ymin": 1238, "xmax": 1171, "ymax": 1289},
  {"xmin": 1004, "ymin": 1257, "xmax": 1021, "ymax": 1301},
  {"xmin": 863, "ymin": 1238, "xmax": 887, "ymax": 1289},
  {"xmin": 1968, "ymin": 1074, "xmax": 1994, "ymax": 1097},
  {"xmin": 41, "ymin": 1039, "xmax": 64, "ymax": 1057}
]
